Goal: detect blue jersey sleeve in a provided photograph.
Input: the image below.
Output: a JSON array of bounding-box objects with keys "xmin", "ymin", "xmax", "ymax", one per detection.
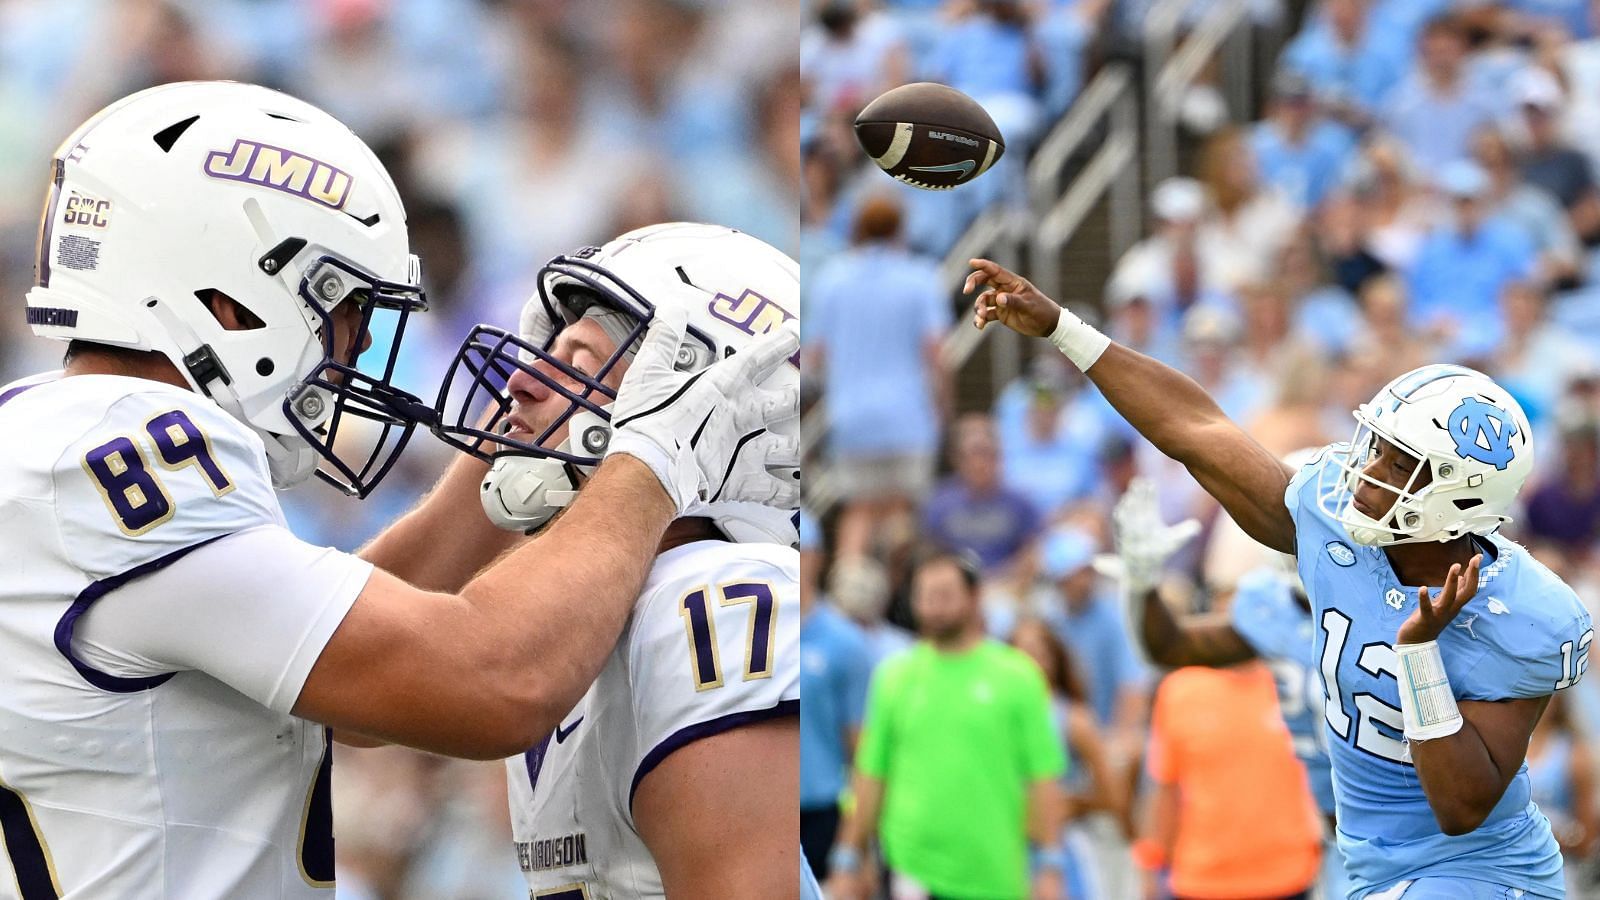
[
  {"xmin": 1230, "ymin": 569, "xmax": 1307, "ymax": 662},
  {"xmin": 1450, "ymin": 545, "xmax": 1594, "ymax": 701},
  {"xmin": 1282, "ymin": 446, "xmax": 1328, "ymax": 527}
]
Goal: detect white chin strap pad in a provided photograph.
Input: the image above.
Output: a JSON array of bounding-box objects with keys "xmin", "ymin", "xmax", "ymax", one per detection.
[
  {"xmin": 479, "ymin": 410, "xmax": 611, "ymax": 533},
  {"xmin": 263, "ymin": 436, "xmax": 318, "ymax": 490},
  {"xmin": 481, "ymin": 455, "xmax": 579, "ymax": 533}
]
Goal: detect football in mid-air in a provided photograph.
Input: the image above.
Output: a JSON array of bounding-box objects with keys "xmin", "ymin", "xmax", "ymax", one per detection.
[{"xmin": 853, "ymin": 82, "xmax": 1005, "ymax": 191}]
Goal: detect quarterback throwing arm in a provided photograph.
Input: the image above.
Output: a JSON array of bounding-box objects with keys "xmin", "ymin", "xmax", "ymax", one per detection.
[{"xmin": 968, "ymin": 260, "xmax": 1297, "ymax": 555}]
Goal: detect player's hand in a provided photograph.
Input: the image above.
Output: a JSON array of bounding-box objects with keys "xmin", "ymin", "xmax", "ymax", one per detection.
[
  {"xmin": 1031, "ymin": 867, "xmax": 1065, "ymax": 900},
  {"xmin": 1396, "ymin": 553, "xmax": 1483, "ymax": 645},
  {"xmin": 966, "ymin": 259, "xmax": 1063, "ymax": 337},
  {"xmin": 1093, "ymin": 477, "xmax": 1202, "ymax": 596},
  {"xmin": 606, "ymin": 304, "xmax": 800, "ymax": 515}
]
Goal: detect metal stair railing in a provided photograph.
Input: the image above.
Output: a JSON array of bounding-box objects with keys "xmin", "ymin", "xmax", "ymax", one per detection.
[{"xmin": 1143, "ymin": 0, "xmax": 1254, "ymax": 187}]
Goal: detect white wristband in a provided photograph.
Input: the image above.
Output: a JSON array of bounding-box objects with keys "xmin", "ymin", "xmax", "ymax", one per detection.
[
  {"xmin": 1047, "ymin": 306, "xmax": 1111, "ymax": 371},
  {"xmin": 1395, "ymin": 641, "xmax": 1463, "ymax": 741}
]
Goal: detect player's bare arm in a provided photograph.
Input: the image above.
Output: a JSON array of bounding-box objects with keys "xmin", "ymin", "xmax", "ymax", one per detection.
[
  {"xmin": 298, "ymin": 455, "xmax": 674, "ymax": 758},
  {"xmin": 1136, "ymin": 588, "xmax": 1258, "ymax": 668},
  {"xmin": 1101, "ymin": 478, "xmax": 1258, "ymax": 668},
  {"xmin": 295, "ymin": 312, "xmax": 799, "ymax": 759},
  {"xmin": 634, "ymin": 718, "xmax": 801, "ymax": 898},
  {"xmin": 1395, "ymin": 553, "xmax": 1553, "ymax": 834},
  {"xmin": 967, "ymin": 258, "xmax": 1297, "ymax": 554},
  {"xmin": 358, "ymin": 450, "xmax": 521, "ymax": 592},
  {"xmin": 1411, "ymin": 695, "xmax": 1551, "ymax": 835}
]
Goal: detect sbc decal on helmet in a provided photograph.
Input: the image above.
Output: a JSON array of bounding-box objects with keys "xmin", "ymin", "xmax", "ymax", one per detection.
[
  {"xmin": 433, "ymin": 222, "xmax": 799, "ymax": 544},
  {"xmin": 25, "ymin": 81, "xmax": 431, "ymax": 498},
  {"xmin": 1315, "ymin": 364, "xmax": 1533, "ymax": 547}
]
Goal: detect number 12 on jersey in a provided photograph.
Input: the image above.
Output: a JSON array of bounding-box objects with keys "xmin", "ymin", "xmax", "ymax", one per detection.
[{"xmin": 679, "ymin": 582, "xmax": 778, "ymax": 691}]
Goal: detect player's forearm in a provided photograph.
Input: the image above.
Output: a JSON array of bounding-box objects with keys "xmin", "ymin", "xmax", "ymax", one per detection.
[
  {"xmin": 1085, "ymin": 343, "xmax": 1234, "ymax": 466},
  {"xmin": 1137, "ymin": 588, "xmax": 1186, "ymax": 666},
  {"xmin": 458, "ymin": 455, "xmax": 674, "ymax": 735},
  {"xmin": 1409, "ymin": 719, "xmax": 1513, "ymax": 834},
  {"xmin": 361, "ymin": 452, "xmax": 521, "ymax": 592}
]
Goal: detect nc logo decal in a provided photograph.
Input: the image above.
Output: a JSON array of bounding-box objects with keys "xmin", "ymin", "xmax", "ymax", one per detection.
[
  {"xmin": 1326, "ymin": 541, "xmax": 1356, "ymax": 566},
  {"xmin": 203, "ymin": 139, "xmax": 352, "ymax": 210},
  {"xmin": 1447, "ymin": 397, "xmax": 1518, "ymax": 470}
]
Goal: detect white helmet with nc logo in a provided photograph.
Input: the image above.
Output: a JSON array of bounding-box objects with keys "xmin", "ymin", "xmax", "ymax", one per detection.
[{"xmin": 1318, "ymin": 364, "xmax": 1533, "ymax": 546}]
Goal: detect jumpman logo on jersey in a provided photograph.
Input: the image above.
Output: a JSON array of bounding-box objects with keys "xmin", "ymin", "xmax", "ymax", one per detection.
[{"xmin": 1446, "ymin": 397, "xmax": 1519, "ymax": 470}]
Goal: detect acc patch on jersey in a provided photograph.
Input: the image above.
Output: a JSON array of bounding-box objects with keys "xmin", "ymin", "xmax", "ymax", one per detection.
[{"xmin": 1326, "ymin": 541, "xmax": 1356, "ymax": 566}]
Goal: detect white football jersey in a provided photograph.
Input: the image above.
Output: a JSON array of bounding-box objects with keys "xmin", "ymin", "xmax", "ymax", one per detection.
[
  {"xmin": 507, "ymin": 539, "xmax": 799, "ymax": 898},
  {"xmin": 0, "ymin": 373, "xmax": 366, "ymax": 899}
]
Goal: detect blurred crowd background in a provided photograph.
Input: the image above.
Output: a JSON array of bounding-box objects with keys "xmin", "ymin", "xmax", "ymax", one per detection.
[
  {"xmin": 802, "ymin": 0, "xmax": 1600, "ymax": 896},
  {"xmin": 0, "ymin": 0, "xmax": 796, "ymax": 897}
]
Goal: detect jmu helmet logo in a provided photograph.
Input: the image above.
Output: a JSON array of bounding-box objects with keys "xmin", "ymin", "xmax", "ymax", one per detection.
[
  {"xmin": 1447, "ymin": 397, "xmax": 1519, "ymax": 470},
  {"xmin": 203, "ymin": 139, "xmax": 352, "ymax": 210},
  {"xmin": 707, "ymin": 289, "xmax": 798, "ymax": 367}
]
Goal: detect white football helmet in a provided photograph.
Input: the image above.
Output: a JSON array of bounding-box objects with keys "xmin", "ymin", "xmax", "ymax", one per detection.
[
  {"xmin": 1317, "ymin": 365, "xmax": 1533, "ymax": 546},
  {"xmin": 26, "ymin": 81, "xmax": 431, "ymax": 496},
  {"xmin": 434, "ymin": 223, "xmax": 800, "ymax": 545}
]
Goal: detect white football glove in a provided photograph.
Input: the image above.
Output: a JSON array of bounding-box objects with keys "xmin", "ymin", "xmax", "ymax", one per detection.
[
  {"xmin": 1092, "ymin": 477, "xmax": 1201, "ymax": 597},
  {"xmin": 606, "ymin": 303, "xmax": 800, "ymax": 515}
]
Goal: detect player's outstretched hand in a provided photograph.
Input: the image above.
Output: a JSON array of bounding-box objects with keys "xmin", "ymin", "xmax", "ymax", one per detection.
[
  {"xmin": 1397, "ymin": 553, "xmax": 1483, "ymax": 645},
  {"xmin": 607, "ymin": 304, "xmax": 800, "ymax": 515},
  {"xmin": 967, "ymin": 258, "xmax": 1063, "ymax": 337},
  {"xmin": 1093, "ymin": 477, "xmax": 1202, "ymax": 596}
]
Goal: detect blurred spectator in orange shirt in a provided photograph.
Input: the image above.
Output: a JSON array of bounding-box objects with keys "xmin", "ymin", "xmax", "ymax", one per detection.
[{"xmin": 1136, "ymin": 663, "xmax": 1321, "ymax": 900}]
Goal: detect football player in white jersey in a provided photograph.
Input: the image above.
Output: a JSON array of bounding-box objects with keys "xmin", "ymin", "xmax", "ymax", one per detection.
[
  {"xmin": 430, "ymin": 223, "xmax": 801, "ymax": 898},
  {"xmin": 0, "ymin": 83, "xmax": 798, "ymax": 899}
]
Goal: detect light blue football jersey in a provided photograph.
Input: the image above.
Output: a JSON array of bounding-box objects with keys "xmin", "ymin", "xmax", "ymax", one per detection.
[
  {"xmin": 1229, "ymin": 568, "xmax": 1335, "ymax": 814},
  {"xmin": 1286, "ymin": 449, "xmax": 1593, "ymax": 898}
]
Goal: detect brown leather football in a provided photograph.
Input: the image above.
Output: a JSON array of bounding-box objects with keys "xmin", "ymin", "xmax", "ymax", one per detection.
[{"xmin": 854, "ymin": 82, "xmax": 1005, "ymax": 191}]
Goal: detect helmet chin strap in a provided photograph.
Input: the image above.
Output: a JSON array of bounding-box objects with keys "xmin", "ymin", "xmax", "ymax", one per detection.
[
  {"xmin": 144, "ymin": 294, "xmax": 318, "ymax": 489},
  {"xmin": 479, "ymin": 409, "xmax": 610, "ymax": 533},
  {"xmin": 1343, "ymin": 507, "xmax": 1391, "ymax": 547}
]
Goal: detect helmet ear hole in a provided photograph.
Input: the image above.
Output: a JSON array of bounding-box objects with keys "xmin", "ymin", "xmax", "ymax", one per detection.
[
  {"xmin": 194, "ymin": 290, "xmax": 266, "ymax": 331},
  {"xmin": 256, "ymin": 358, "xmax": 274, "ymax": 377}
]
